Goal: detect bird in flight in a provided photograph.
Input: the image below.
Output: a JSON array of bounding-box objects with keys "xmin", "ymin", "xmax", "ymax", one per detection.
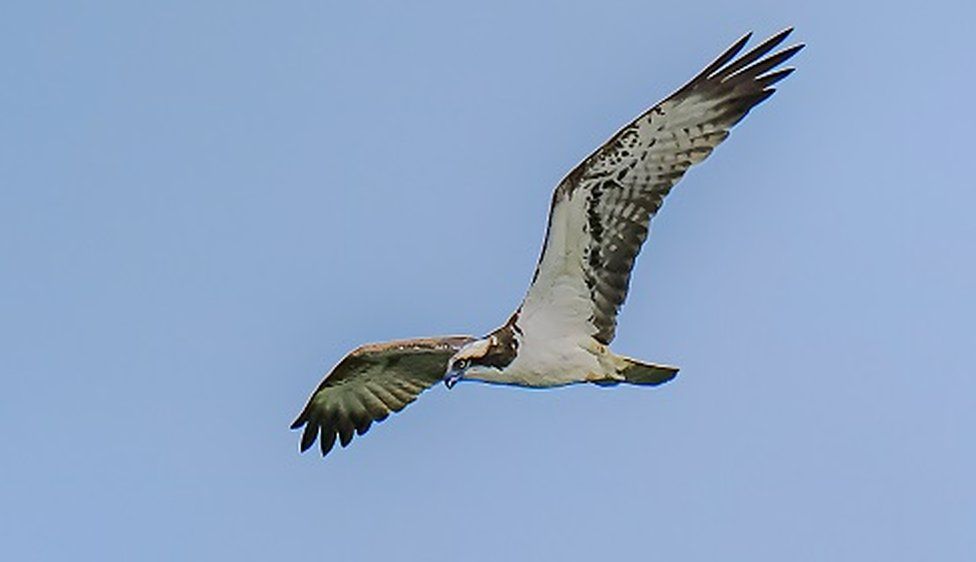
[{"xmin": 292, "ymin": 28, "xmax": 803, "ymax": 457}]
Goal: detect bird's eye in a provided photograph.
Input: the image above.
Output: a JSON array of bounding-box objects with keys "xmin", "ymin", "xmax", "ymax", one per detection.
[{"xmin": 453, "ymin": 359, "xmax": 468, "ymax": 371}]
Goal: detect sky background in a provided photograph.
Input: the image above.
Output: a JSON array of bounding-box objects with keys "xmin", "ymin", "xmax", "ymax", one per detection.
[{"xmin": 2, "ymin": 1, "xmax": 974, "ymax": 560}]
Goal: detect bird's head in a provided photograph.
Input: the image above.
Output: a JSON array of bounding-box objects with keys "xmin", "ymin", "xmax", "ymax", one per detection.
[
  {"xmin": 443, "ymin": 331, "xmax": 517, "ymax": 388},
  {"xmin": 443, "ymin": 338, "xmax": 493, "ymax": 389}
]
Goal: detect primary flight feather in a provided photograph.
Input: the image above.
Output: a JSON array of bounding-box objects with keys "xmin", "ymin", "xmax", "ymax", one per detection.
[{"xmin": 292, "ymin": 28, "xmax": 803, "ymax": 457}]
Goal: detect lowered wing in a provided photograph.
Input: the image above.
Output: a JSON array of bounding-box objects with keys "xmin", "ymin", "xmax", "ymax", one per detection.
[
  {"xmin": 521, "ymin": 29, "xmax": 803, "ymax": 344},
  {"xmin": 291, "ymin": 335, "xmax": 475, "ymax": 456}
]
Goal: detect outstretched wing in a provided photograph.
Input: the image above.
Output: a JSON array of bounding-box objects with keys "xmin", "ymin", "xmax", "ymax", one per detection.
[
  {"xmin": 521, "ymin": 29, "xmax": 803, "ymax": 345},
  {"xmin": 291, "ymin": 335, "xmax": 475, "ymax": 456}
]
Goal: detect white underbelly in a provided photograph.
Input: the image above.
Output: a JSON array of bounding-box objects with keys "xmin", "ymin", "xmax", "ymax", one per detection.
[{"xmin": 500, "ymin": 333, "xmax": 606, "ymax": 387}]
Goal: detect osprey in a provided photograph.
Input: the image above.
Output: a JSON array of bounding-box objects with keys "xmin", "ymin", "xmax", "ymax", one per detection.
[{"xmin": 292, "ymin": 29, "xmax": 803, "ymax": 457}]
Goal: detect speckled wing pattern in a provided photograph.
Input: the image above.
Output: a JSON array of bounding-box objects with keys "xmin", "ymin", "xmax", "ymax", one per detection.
[
  {"xmin": 290, "ymin": 336, "xmax": 475, "ymax": 456},
  {"xmin": 524, "ymin": 29, "xmax": 803, "ymax": 345}
]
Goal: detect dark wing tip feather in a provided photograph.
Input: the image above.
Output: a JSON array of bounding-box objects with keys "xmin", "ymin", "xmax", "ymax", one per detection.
[
  {"xmin": 757, "ymin": 67, "xmax": 796, "ymax": 88},
  {"xmin": 714, "ymin": 27, "xmax": 794, "ymax": 79},
  {"xmin": 727, "ymin": 44, "xmax": 805, "ymax": 85},
  {"xmin": 290, "ymin": 408, "xmax": 309, "ymax": 430},
  {"xmin": 299, "ymin": 416, "xmax": 318, "ymax": 452},
  {"xmin": 319, "ymin": 423, "xmax": 337, "ymax": 456},
  {"xmin": 336, "ymin": 417, "xmax": 356, "ymax": 448},
  {"xmin": 686, "ymin": 31, "xmax": 753, "ymax": 86},
  {"xmin": 680, "ymin": 30, "xmax": 803, "ymax": 125},
  {"xmin": 682, "ymin": 28, "xmax": 802, "ymax": 97}
]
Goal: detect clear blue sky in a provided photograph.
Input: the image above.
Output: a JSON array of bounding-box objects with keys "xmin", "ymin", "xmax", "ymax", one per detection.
[{"xmin": 2, "ymin": 1, "xmax": 973, "ymax": 560}]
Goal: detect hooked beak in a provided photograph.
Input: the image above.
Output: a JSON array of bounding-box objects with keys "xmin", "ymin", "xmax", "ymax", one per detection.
[{"xmin": 443, "ymin": 369, "xmax": 463, "ymax": 389}]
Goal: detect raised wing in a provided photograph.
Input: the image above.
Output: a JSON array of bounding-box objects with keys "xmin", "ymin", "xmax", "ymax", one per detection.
[
  {"xmin": 291, "ymin": 335, "xmax": 475, "ymax": 456},
  {"xmin": 522, "ymin": 29, "xmax": 803, "ymax": 345}
]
